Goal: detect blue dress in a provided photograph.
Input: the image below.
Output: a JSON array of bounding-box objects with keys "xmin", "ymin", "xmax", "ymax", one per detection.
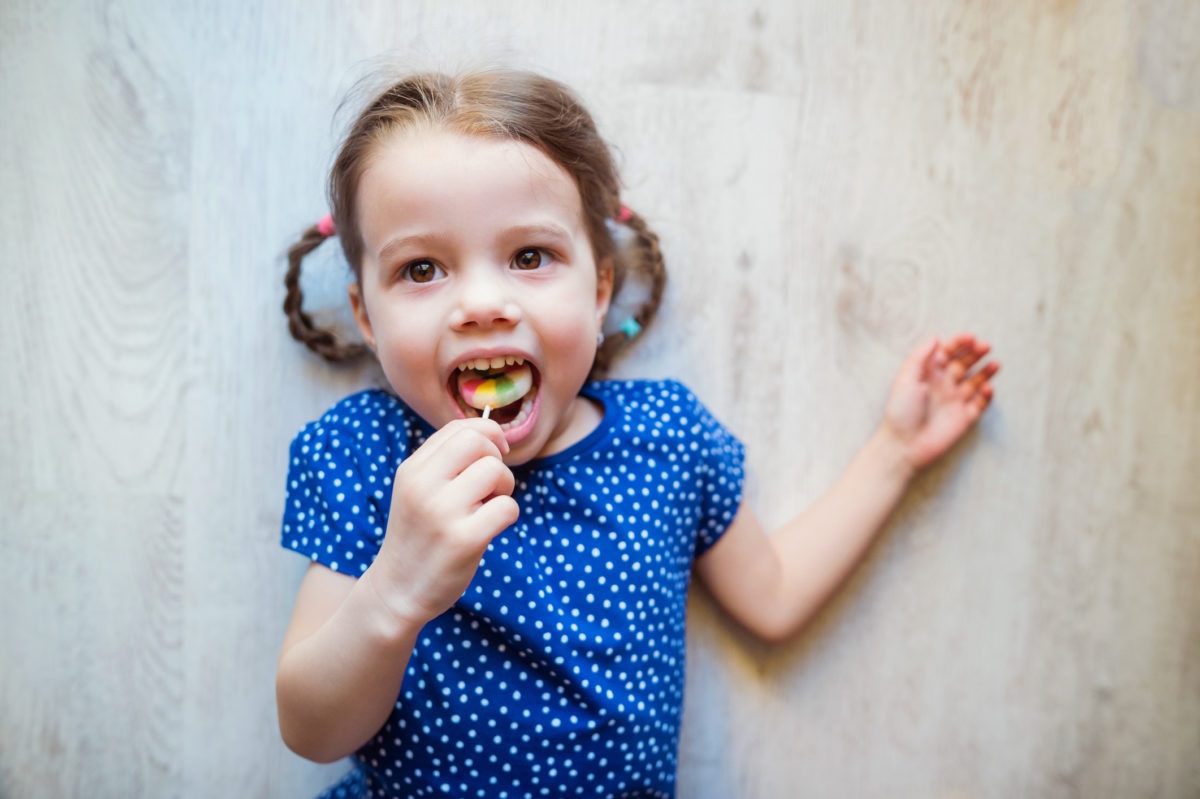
[{"xmin": 282, "ymin": 380, "xmax": 745, "ymax": 798}]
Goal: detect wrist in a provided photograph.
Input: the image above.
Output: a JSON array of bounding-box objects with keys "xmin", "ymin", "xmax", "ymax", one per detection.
[
  {"xmin": 355, "ymin": 567, "xmax": 436, "ymax": 643},
  {"xmin": 868, "ymin": 423, "xmax": 920, "ymax": 485}
]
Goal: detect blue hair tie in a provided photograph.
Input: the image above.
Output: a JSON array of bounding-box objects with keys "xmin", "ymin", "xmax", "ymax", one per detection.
[{"xmin": 619, "ymin": 318, "xmax": 642, "ymax": 339}]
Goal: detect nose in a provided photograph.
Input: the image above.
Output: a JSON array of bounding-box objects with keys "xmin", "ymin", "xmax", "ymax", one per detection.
[{"xmin": 448, "ymin": 265, "xmax": 522, "ymax": 331}]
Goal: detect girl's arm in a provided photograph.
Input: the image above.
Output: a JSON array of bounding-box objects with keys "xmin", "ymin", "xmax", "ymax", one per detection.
[
  {"xmin": 694, "ymin": 334, "xmax": 998, "ymax": 642},
  {"xmin": 276, "ymin": 564, "xmax": 426, "ymax": 762},
  {"xmin": 276, "ymin": 418, "xmax": 518, "ymax": 762}
]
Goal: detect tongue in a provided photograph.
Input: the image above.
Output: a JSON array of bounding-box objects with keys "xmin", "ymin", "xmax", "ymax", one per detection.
[{"xmin": 457, "ymin": 362, "xmax": 534, "ymax": 411}]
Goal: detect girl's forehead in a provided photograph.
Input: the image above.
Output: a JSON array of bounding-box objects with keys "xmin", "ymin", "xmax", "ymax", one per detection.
[
  {"xmin": 357, "ymin": 129, "xmax": 588, "ymax": 248},
  {"xmin": 374, "ymin": 129, "xmax": 575, "ymax": 190}
]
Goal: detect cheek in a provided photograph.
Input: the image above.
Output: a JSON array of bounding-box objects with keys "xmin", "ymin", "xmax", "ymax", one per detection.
[
  {"xmin": 542, "ymin": 306, "xmax": 601, "ymax": 361},
  {"xmin": 552, "ymin": 274, "xmax": 604, "ymax": 324},
  {"xmin": 372, "ymin": 312, "xmax": 438, "ymax": 373}
]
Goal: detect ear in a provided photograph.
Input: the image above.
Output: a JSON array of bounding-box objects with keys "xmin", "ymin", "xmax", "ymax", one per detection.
[
  {"xmin": 595, "ymin": 258, "xmax": 614, "ymax": 326},
  {"xmin": 347, "ymin": 282, "xmax": 376, "ymax": 352}
]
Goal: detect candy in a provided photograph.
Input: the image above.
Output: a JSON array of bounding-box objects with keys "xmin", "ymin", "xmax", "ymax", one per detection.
[{"xmin": 457, "ymin": 362, "xmax": 533, "ymax": 411}]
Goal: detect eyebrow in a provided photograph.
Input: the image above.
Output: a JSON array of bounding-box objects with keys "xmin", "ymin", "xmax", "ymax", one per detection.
[
  {"xmin": 503, "ymin": 223, "xmax": 577, "ymax": 255},
  {"xmin": 377, "ymin": 232, "xmax": 439, "ymax": 264},
  {"xmin": 375, "ymin": 223, "xmax": 576, "ymax": 263},
  {"xmin": 507, "ymin": 222, "xmax": 574, "ymax": 242}
]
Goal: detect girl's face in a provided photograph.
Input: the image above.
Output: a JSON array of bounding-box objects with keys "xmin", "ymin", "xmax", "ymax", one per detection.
[{"xmin": 349, "ymin": 129, "xmax": 613, "ymax": 465}]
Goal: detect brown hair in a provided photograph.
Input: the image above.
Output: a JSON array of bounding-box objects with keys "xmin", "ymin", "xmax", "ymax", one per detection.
[{"xmin": 283, "ymin": 68, "xmax": 666, "ymax": 379}]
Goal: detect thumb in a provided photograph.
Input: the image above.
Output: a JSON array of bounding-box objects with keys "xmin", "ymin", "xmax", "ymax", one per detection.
[{"xmin": 903, "ymin": 336, "xmax": 941, "ymax": 383}]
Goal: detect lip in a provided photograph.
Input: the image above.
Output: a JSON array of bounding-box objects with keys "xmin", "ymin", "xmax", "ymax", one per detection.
[{"xmin": 498, "ymin": 387, "xmax": 541, "ymax": 448}]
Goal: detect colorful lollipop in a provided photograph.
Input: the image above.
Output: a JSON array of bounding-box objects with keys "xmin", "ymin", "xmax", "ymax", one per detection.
[{"xmin": 458, "ymin": 362, "xmax": 533, "ymax": 411}]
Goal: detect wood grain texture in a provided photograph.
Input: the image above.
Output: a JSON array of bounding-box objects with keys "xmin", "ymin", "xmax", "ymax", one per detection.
[{"xmin": 2, "ymin": 1, "xmax": 1197, "ymax": 797}]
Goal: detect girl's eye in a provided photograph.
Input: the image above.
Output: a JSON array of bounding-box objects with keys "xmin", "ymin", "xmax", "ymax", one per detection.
[
  {"xmin": 513, "ymin": 249, "xmax": 544, "ymax": 271},
  {"xmin": 401, "ymin": 261, "xmax": 443, "ymax": 284}
]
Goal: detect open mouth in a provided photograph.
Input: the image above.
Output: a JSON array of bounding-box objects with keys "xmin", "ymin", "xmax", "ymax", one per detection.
[{"xmin": 452, "ymin": 356, "xmax": 539, "ymax": 428}]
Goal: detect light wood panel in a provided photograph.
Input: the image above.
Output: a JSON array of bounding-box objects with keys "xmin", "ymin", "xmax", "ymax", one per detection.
[{"xmin": 2, "ymin": 1, "xmax": 1197, "ymax": 796}]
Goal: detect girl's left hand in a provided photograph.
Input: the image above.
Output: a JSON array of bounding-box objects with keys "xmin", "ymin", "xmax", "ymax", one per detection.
[{"xmin": 882, "ymin": 333, "xmax": 1000, "ymax": 470}]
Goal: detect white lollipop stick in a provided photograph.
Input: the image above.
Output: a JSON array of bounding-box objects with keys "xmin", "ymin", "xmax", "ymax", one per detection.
[{"xmin": 482, "ymin": 405, "xmax": 492, "ymax": 420}]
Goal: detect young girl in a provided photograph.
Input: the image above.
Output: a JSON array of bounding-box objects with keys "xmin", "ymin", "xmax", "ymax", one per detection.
[{"xmin": 277, "ymin": 68, "xmax": 998, "ymax": 799}]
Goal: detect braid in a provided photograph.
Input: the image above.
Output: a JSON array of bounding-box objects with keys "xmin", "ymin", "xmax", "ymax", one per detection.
[
  {"xmin": 283, "ymin": 224, "xmax": 369, "ymax": 362},
  {"xmin": 591, "ymin": 207, "xmax": 667, "ymax": 379}
]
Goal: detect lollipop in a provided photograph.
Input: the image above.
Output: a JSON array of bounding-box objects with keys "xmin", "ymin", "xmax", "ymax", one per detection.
[{"xmin": 458, "ymin": 362, "xmax": 533, "ymax": 413}]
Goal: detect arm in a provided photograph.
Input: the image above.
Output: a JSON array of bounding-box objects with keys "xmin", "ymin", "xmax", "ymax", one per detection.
[
  {"xmin": 276, "ymin": 563, "xmax": 424, "ymax": 762},
  {"xmin": 695, "ymin": 334, "xmax": 998, "ymax": 642},
  {"xmin": 276, "ymin": 418, "xmax": 518, "ymax": 762}
]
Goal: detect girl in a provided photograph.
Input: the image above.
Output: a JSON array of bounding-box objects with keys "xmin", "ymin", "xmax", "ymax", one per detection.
[{"xmin": 277, "ymin": 68, "xmax": 998, "ymax": 799}]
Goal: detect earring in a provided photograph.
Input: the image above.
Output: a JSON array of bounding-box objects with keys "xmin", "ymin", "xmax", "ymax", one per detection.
[{"xmin": 597, "ymin": 331, "xmax": 606, "ymax": 347}]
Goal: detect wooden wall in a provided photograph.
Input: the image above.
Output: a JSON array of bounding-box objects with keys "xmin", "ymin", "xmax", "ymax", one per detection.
[{"xmin": 2, "ymin": 1, "xmax": 1197, "ymax": 796}]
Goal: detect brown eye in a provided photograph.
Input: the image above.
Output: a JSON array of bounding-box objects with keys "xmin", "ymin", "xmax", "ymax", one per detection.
[
  {"xmin": 403, "ymin": 261, "xmax": 442, "ymax": 283},
  {"xmin": 513, "ymin": 249, "xmax": 543, "ymax": 270}
]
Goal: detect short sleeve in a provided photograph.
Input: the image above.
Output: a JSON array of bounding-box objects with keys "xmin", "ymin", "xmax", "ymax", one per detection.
[
  {"xmin": 281, "ymin": 394, "xmax": 403, "ymax": 576},
  {"xmin": 671, "ymin": 382, "xmax": 746, "ymax": 555}
]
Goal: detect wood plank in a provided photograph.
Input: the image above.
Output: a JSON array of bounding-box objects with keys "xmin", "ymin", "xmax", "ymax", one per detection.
[{"xmin": 1, "ymin": 0, "xmax": 1196, "ymax": 796}]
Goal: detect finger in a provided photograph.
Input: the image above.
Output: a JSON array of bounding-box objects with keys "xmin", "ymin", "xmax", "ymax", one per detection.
[
  {"xmin": 961, "ymin": 361, "xmax": 1000, "ymax": 402},
  {"xmin": 453, "ymin": 491, "xmax": 519, "ymax": 553},
  {"xmin": 942, "ymin": 332, "xmax": 983, "ymax": 355},
  {"xmin": 942, "ymin": 333, "xmax": 990, "ymax": 365},
  {"xmin": 417, "ymin": 417, "xmax": 509, "ymax": 460},
  {"xmin": 903, "ymin": 336, "xmax": 941, "ymax": 381},
  {"xmin": 462, "ymin": 416, "xmax": 511, "ymax": 456},
  {"xmin": 406, "ymin": 420, "xmax": 508, "ymax": 480},
  {"xmin": 473, "ymin": 494, "xmax": 520, "ymax": 539},
  {"xmin": 456, "ymin": 452, "xmax": 516, "ymax": 506},
  {"xmin": 448, "ymin": 490, "xmax": 518, "ymax": 553},
  {"xmin": 398, "ymin": 419, "xmax": 460, "ymax": 468},
  {"xmin": 946, "ymin": 346, "xmax": 995, "ymax": 388},
  {"xmin": 968, "ymin": 382, "xmax": 995, "ymax": 418},
  {"xmin": 945, "ymin": 336, "xmax": 990, "ymax": 368}
]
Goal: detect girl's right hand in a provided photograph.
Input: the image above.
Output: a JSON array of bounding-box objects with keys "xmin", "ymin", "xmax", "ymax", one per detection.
[{"xmin": 368, "ymin": 418, "xmax": 519, "ymax": 625}]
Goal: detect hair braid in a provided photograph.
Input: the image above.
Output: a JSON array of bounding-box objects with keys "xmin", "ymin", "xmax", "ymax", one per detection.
[
  {"xmin": 283, "ymin": 224, "xmax": 368, "ymax": 362},
  {"xmin": 591, "ymin": 207, "xmax": 667, "ymax": 379}
]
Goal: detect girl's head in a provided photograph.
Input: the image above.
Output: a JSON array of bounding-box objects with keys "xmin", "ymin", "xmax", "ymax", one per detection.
[{"xmin": 284, "ymin": 69, "xmax": 666, "ymax": 460}]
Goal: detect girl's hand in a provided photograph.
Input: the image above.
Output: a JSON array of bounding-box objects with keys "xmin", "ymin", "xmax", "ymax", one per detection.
[
  {"xmin": 882, "ymin": 333, "xmax": 999, "ymax": 470},
  {"xmin": 368, "ymin": 418, "xmax": 519, "ymax": 625}
]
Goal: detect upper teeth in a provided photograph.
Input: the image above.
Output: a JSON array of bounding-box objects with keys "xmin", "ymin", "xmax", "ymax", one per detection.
[{"xmin": 458, "ymin": 355, "xmax": 525, "ymax": 372}]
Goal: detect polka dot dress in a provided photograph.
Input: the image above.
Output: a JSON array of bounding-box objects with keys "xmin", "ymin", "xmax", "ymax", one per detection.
[{"xmin": 282, "ymin": 380, "xmax": 745, "ymax": 798}]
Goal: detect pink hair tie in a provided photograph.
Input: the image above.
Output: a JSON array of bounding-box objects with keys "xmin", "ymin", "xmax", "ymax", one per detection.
[
  {"xmin": 615, "ymin": 204, "xmax": 633, "ymax": 223},
  {"xmin": 316, "ymin": 214, "xmax": 336, "ymax": 238}
]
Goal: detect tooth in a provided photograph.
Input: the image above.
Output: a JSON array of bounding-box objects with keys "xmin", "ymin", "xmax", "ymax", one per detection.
[{"xmin": 488, "ymin": 356, "xmax": 504, "ymax": 369}]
